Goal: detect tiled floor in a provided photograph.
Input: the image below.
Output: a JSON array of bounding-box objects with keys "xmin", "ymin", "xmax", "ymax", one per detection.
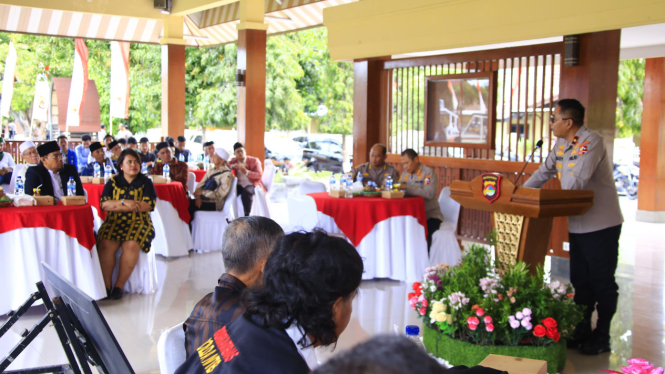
[{"xmin": 1, "ymin": 197, "xmax": 663, "ymax": 373}]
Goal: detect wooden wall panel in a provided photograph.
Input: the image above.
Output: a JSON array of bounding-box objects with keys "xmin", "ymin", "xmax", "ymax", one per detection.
[{"xmin": 237, "ymin": 29, "xmax": 267, "ymax": 162}]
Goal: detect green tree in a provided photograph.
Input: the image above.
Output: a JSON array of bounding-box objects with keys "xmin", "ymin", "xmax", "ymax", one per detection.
[{"xmin": 616, "ymin": 58, "xmax": 645, "ymax": 138}]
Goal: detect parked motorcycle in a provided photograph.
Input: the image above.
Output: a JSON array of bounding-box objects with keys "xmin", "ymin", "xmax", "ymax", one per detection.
[{"xmin": 614, "ymin": 163, "xmax": 639, "ymax": 200}]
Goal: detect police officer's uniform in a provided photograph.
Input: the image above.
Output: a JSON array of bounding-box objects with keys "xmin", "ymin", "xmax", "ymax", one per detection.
[
  {"xmin": 352, "ymin": 162, "xmax": 400, "ymax": 188},
  {"xmin": 400, "ymin": 164, "xmax": 444, "ymax": 250},
  {"xmin": 524, "ymin": 125, "xmax": 623, "ymax": 342}
]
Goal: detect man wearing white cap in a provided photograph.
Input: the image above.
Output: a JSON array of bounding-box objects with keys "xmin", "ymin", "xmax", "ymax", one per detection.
[
  {"xmin": 188, "ymin": 147, "xmax": 235, "ymax": 220},
  {"xmin": 15, "ymin": 141, "xmax": 40, "ymax": 183}
]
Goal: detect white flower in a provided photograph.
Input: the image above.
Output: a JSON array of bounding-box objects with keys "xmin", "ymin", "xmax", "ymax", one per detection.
[{"xmin": 430, "ymin": 285, "xmax": 437, "ymax": 292}]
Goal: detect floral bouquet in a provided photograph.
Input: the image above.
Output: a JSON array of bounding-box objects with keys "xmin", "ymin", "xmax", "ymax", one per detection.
[
  {"xmin": 604, "ymin": 359, "xmax": 664, "ymax": 374},
  {"xmin": 408, "ymin": 244, "xmax": 583, "ymax": 347}
]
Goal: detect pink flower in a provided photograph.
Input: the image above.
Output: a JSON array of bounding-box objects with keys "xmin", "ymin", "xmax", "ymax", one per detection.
[
  {"xmin": 467, "ymin": 316, "xmax": 479, "ymax": 326},
  {"xmin": 508, "ymin": 315, "xmax": 516, "ymax": 322},
  {"xmin": 409, "ymin": 297, "xmax": 418, "ymax": 309},
  {"xmin": 476, "ymin": 308, "xmax": 484, "ymax": 317},
  {"xmin": 469, "ymin": 323, "xmax": 478, "ymax": 331},
  {"xmin": 619, "ymin": 358, "xmax": 665, "ymax": 374},
  {"xmin": 419, "ymin": 306, "xmax": 427, "ymax": 316},
  {"xmin": 510, "ymin": 297, "xmax": 516, "ymax": 304},
  {"xmin": 522, "ymin": 321, "xmax": 533, "ymax": 331},
  {"xmin": 484, "ymin": 315, "xmax": 492, "ymax": 324},
  {"xmin": 422, "ymin": 299, "xmax": 428, "ymax": 307},
  {"xmin": 486, "ymin": 323, "xmax": 494, "ymax": 332},
  {"xmin": 516, "ymin": 311, "xmax": 524, "ymax": 320},
  {"xmin": 510, "ymin": 319, "xmax": 521, "ymax": 329},
  {"xmin": 522, "ymin": 308, "xmax": 532, "ymax": 317}
]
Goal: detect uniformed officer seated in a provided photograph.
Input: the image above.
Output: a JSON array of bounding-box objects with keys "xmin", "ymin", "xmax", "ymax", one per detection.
[
  {"xmin": 175, "ymin": 230, "xmax": 364, "ymax": 374},
  {"xmin": 399, "ymin": 149, "xmax": 444, "ymax": 251},
  {"xmin": 352, "ymin": 143, "xmax": 400, "ymax": 188}
]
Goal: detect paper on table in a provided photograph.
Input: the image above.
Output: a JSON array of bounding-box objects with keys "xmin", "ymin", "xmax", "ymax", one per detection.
[{"xmin": 352, "ymin": 181, "xmax": 363, "ymax": 193}]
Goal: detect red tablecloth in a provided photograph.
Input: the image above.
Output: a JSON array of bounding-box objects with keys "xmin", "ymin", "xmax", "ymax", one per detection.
[
  {"xmin": 193, "ymin": 169, "xmax": 206, "ymax": 182},
  {"xmin": 0, "ymin": 204, "xmax": 96, "ymax": 251},
  {"xmin": 308, "ymin": 193, "xmax": 428, "ymax": 246},
  {"xmin": 83, "ymin": 182, "xmax": 191, "ymax": 223}
]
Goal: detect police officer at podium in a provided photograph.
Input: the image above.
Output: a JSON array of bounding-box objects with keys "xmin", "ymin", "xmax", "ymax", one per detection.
[{"xmin": 523, "ymin": 99, "xmax": 623, "ymax": 355}]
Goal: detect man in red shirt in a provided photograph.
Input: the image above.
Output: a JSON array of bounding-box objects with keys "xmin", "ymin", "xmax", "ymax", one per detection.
[{"xmin": 228, "ymin": 142, "xmax": 265, "ymax": 216}]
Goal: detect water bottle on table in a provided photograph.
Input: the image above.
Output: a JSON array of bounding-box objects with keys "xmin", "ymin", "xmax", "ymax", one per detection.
[
  {"xmin": 141, "ymin": 162, "xmax": 148, "ymax": 175},
  {"xmin": 204, "ymin": 155, "xmax": 209, "ymax": 171},
  {"xmin": 386, "ymin": 174, "xmax": 393, "ymax": 191},
  {"xmin": 345, "ymin": 177, "xmax": 353, "ymax": 198},
  {"xmin": 329, "ymin": 173, "xmax": 336, "ymax": 191},
  {"xmin": 93, "ymin": 162, "xmax": 101, "ymax": 178},
  {"xmin": 179, "ymin": 153, "xmax": 185, "ymax": 162},
  {"xmin": 104, "ymin": 164, "xmax": 112, "ymax": 183},
  {"xmin": 163, "ymin": 163, "xmax": 170, "ymax": 181},
  {"xmin": 405, "ymin": 325, "xmax": 426, "ymax": 351},
  {"xmin": 340, "ymin": 174, "xmax": 347, "ymax": 193},
  {"xmin": 15, "ymin": 176, "xmax": 24, "ymax": 196},
  {"xmin": 67, "ymin": 177, "xmax": 76, "ymax": 197}
]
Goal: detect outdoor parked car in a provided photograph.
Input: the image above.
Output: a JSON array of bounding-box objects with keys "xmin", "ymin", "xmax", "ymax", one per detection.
[{"xmin": 302, "ymin": 139, "xmax": 346, "ymax": 173}]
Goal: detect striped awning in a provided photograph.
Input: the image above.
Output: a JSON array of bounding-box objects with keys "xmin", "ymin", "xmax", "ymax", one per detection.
[{"xmin": 0, "ymin": 0, "xmax": 358, "ymax": 48}]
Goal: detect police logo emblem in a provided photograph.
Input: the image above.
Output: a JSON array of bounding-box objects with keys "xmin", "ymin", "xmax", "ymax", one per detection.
[{"xmin": 481, "ymin": 173, "xmax": 501, "ymax": 203}]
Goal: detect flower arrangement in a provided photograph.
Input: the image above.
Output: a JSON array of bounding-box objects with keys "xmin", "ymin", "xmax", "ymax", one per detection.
[
  {"xmin": 604, "ymin": 358, "xmax": 664, "ymax": 374},
  {"xmin": 408, "ymin": 244, "xmax": 584, "ymax": 348}
]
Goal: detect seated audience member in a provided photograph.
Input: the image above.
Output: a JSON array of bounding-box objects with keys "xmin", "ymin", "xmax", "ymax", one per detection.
[
  {"xmin": 139, "ymin": 137, "xmax": 156, "ymax": 171},
  {"xmin": 75, "ymin": 134, "xmax": 92, "ymax": 173},
  {"xmin": 81, "ymin": 142, "xmax": 118, "ymax": 176},
  {"xmin": 313, "ymin": 335, "xmax": 505, "ymax": 374},
  {"xmin": 183, "ymin": 216, "xmax": 284, "ymax": 356},
  {"xmin": 97, "ymin": 149, "xmax": 156, "ymax": 300},
  {"xmin": 203, "ymin": 141, "xmax": 215, "ymax": 158},
  {"xmin": 24, "ymin": 141, "xmax": 84, "ymax": 202},
  {"xmin": 399, "ymin": 148, "xmax": 444, "ymax": 251},
  {"xmin": 16, "ymin": 141, "xmax": 39, "ymax": 182},
  {"xmin": 127, "ymin": 137, "xmax": 138, "ymax": 151},
  {"xmin": 175, "ymin": 135, "xmax": 192, "ymax": 162},
  {"xmin": 151, "ymin": 141, "xmax": 189, "ymax": 192},
  {"xmin": 175, "ymin": 230, "xmax": 364, "ymax": 374},
  {"xmin": 89, "ymin": 134, "xmax": 116, "ymax": 163},
  {"xmin": 57, "ymin": 134, "xmax": 78, "ymax": 168},
  {"xmin": 228, "ymin": 142, "xmax": 264, "ymax": 216},
  {"xmin": 117, "ymin": 138, "xmax": 127, "ymax": 150},
  {"xmin": 282, "ymin": 157, "xmax": 294, "ymax": 174},
  {"xmin": 108, "ymin": 140, "xmax": 123, "ymax": 161},
  {"xmin": 352, "ymin": 143, "xmax": 400, "ymax": 188},
  {"xmin": 189, "ymin": 147, "xmax": 234, "ymax": 218},
  {"xmin": 154, "ymin": 136, "xmax": 175, "ymax": 158},
  {"xmin": 0, "ymin": 137, "xmax": 15, "ymax": 185}
]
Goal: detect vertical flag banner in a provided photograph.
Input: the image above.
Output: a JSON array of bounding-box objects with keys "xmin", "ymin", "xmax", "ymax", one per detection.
[
  {"xmin": 110, "ymin": 41, "xmax": 131, "ymax": 119},
  {"xmin": 31, "ymin": 74, "xmax": 50, "ymax": 122},
  {"xmin": 1, "ymin": 41, "xmax": 17, "ymax": 118},
  {"xmin": 66, "ymin": 38, "xmax": 89, "ymax": 128}
]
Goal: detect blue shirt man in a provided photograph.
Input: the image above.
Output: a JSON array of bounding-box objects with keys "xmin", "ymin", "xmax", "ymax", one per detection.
[
  {"xmin": 75, "ymin": 134, "xmax": 92, "ymax": 173},
  {"xmin": 57, "ymin": 135, "xmax": 78, "ymax": 169}
]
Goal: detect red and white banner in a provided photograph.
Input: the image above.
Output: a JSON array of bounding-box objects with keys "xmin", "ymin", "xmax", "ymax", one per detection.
[
  {"xmin": 110, "ymin": 41, "xmax": 130, "ymax": 119},
  {"xmin": 1, "ymin": 41, "xmax": 17, "ymax": 118},
  {"xmin": 66, "ymin": 38, "xmax": 89, "ymax": 127},
  {"xmin": 31, "ymin": 74, "xmax": 50, "ymax": 122}
]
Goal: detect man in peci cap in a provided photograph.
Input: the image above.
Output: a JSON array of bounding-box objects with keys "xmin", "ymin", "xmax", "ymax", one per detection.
[
  {"xmin": 203, "ymin": 141, "xmax": 215, "ymax": 159},
  {"xmin": 228, "ymin": 142, "xmax": 265, "ymax": 216},
  {"xmin": 57, "ymin": 134, "xmax": 78, "ymax": 168},
  {"xmin": 139, "ymin": 137, "xmax": 157, "ymax": 172},
  {"xmin": 175, "ymin": 135, "xmax": 192, "ymax": 162},
  {"xmin": 127, "ymin": 137, "xmax": 138, "ymax": 151},
  {"xmin": 189, "ymin": 147, "xmax": 235, "ymax": 220},
  {"xmin": 24, "ymin": 141, "xmax": 84, "ymax": 203},
  {"xmin": 0, "ymin": 137, "xmax": 15, "ymax": 185},
  {"xmin": 75, "ymin": 134, "xmax": 92, "ymax": 173},
  {"xmin": 108, "ymin": 140, "xmax": 123, "ymax": 161},
  {"xmin": 152, "ymin": 141, "xmax": 189, "ymax": 193},
  {"xmin": 80, "ymin": 142, "xmax": 118, "ymax": 176},
  {"xmin": 15, "ymin": 141, "xmax": 39, "ymax": 183}
]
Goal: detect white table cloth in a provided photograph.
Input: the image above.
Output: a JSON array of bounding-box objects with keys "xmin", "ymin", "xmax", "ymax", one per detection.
[
  {"xmin": 151, "ymin": 198, "xmax": 193, "ymax": 257},
  {"xmin": 0, "ymin": 227, "xmax": 107, "ymax": 315}
]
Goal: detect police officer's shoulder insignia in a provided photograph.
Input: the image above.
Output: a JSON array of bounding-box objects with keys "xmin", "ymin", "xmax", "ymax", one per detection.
[
  {"xmin": 572, "ymin": 136, "xmax": 579, "ymax": 145},
  {"xmin": 363, "ymin": 172, "xmax": 370, "ymax": 176},
  {"xmin": 481, "ymin": 173, "xmax": 501, "ymax": 203},
  {"xmin": 424, "ymin": 175, "xmax": 432, "ymax": 185},
  {"xmin": 578, "ymin": 141, "xmax": 590, "ymax": 155}
]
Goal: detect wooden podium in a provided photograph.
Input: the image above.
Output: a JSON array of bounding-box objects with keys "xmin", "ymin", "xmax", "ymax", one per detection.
[{"xmin": 449, "ymin": 174, "xmax": 594, "ymax": 273}]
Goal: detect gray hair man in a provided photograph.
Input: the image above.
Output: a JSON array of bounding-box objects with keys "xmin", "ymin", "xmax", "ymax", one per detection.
[{"xmin": 182, "ymin": 216, "xmax": 284, "ymax": 356}]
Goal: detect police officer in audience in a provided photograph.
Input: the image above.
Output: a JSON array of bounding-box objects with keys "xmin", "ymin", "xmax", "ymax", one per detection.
[
  {"xmin": 399, "ymin": 148, "xmax": 443, "ymax": 251},
  {"xmin": 352, "ymin": 143, "xmax": 400, "ymax": 188},
  {"xmin": 24, "ymin": 141, "xmax": 84, "ymax": 203},
  {"xmin": 175, "ymin": 135, "xmax": 192, "ymax": 162},
  {"xmin": 523, "ymin": 98, "xmax": 623, "ymax": 355},
  {"xmin": 81, "ymin": 142, "xmax": 118, "ymax": 176}
]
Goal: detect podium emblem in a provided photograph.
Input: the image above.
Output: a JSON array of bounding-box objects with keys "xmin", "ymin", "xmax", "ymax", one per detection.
[{"xmin": 481, "ymin": 174, "xmax": 501, "ymax": 203}]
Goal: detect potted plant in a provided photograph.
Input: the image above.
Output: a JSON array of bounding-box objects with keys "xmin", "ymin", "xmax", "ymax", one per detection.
[{"xmin": 408, "ymin": 244, "xmax": 583, "ymax": 373}]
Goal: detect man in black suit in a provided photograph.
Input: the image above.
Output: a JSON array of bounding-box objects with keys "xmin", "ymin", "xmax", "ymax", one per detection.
[{"xmin": 24, "ymin": 141, "xmax": 84, "ymax": 204}]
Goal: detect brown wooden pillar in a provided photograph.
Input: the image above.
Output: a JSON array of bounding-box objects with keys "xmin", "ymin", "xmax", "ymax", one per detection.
[
  {"xmin": 237, "ymin": 28, "xmax": 266, "ymax": 162},
  {"xmin": 161, "ymin": 44, "xmax": 186, "ymax": 139},
  {"xmin": 636, "ymin": 57, "xmax": 665, "ymax": 223},
  {"xmin": 353, "ymin": 57, "xmax": 390, "ymax": 165},
  {"xmin": 560, "ymin": 30, "xmax": 621, "ymax": 161}
]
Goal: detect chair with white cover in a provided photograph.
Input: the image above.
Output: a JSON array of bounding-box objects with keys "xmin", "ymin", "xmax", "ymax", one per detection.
[
  {"xmin": 2, "ymin": 164, "xmax": 25, "ymax": 194},
  {"xmin": 191, "ymin": 177, "xmax": 238, "ymax": 252},
  {"xmin": 298, "ymin": 181, "xmax": 326, "ymax": 195},
  {"xmin": 286, "ymin": 195, "xmax": 319, "ymax": 233},
  {"xmin": 187, "ymin": 172, "xmax": 196, "ymax": 194},
  {"xmin": 262, "ymin": 159, "xmax": 276, "ymax": 195},
  {"xmin": 236, "ymin": 184, "xmax": 270, "ymax": 218},
  {"xmin": 429, "ymin": 186, "xmax": 462, "ymax": 267},
  {"xmin": 158, "ymin": 323, "xmax": 186, "ymax": 374},
  {"xmin": 111, "ymin": 247, "xmax": 159, "ymax": 295}
]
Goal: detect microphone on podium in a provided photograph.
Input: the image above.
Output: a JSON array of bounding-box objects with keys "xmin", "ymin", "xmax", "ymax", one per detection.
[{"xmin": 515, "ymin": 140, "xmax": 544, "ymax": 187}]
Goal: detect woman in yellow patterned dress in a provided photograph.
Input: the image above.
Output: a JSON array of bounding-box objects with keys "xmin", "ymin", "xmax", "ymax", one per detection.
[{"xmin": 98, "ymin": 148, "xmax": 157, "ymax": 300}]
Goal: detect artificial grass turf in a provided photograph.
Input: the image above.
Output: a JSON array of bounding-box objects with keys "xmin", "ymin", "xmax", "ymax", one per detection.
[{"xmin": 423, "ymin": 326, "xmax": 567, "ymax": 374}]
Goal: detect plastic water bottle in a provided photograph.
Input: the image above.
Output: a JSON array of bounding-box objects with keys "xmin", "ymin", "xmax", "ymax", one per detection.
[
  {"xmin": 386, "ymin": 174, "xmax": 393, "ymax": 191},
  {"xmin": 104, "ymin": 164, "xmax": 112, "ymax": 183},
  {"xmin": 141, "ymin": 162, "xmax": 148, "ymax": 175},
  {"xmin": 204, "ymin": 155, "xmax": 209, "ymax": 171},
  {"xmin": 406, "ymin": 325, "xmax": 426, "ymax": 351},
  {"xmin": 179, "ymin": 153, "xmax": 185, "ymax": 162},
  {"xmin": 329, "ymin": 173, "xmax": 336, "ymax": 191},
  {"xmin": 93, "ymin": 162, "xmax": 101, "ymax": 178},
  {"xmin": 67, "ymin": 177, "xmax": 76, "ymax": 197},
  {"xmin": 163, "ymin": 163, "xmax": 170, "ymax": 180},
  {"xmin": 15, "ymin": 176, "xmax": 24, "ymax": 196},
  {"xmin": 340, "ymin": 174, "xmax": 347, "ymax": 193},
  {"xmin": 357, "ymin": 173, "xmax": 363, "ymax": 185},
  {"xmin": 345, "ymin": 177, "xmax": 353, "ymax": 198}
]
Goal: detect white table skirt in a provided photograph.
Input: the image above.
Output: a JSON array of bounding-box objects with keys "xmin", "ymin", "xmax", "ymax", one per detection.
[
  {"xmin": 0, "ymin": 227, "xmax": 107, "ymax": 315},
  {"xmin": 316, "ymin": 212, "xmax": 428, "ymax": 284},
  {"xmin": 151, "ymin": 198, "xmax": 193, "ymax": 257}
]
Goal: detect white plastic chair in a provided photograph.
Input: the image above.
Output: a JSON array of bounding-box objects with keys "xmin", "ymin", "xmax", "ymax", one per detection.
[
  {"xmin": 111, "ymin": 247, "xmax": 159, "ymax": 295},
  {"xmin": 187, "ymin": 172, "xmax": 196, "ymax": 194},
  {"xmin": 262, "ymin": 159, "xmax": 276, "ymax": 194},
  {"xmin": 236, "ymin": 184, "xmax": 270, "ymax": 218},
  {"xmin": 286, "ymin": 195, "xmax": 320, "ymax": 233},
  {"xmin": 192, "ymin": 177, "xmax": 238, "ymax": 253},
  {"xmin": 429, "ymin": 186, "xmax": 462, "ymax": 267},
  {"xmin": 298, "ymin": 181, "xmax": 326, "ymax": 195},
  {"xmin": 158, "ymin": 323, "xmax": 187, "ymax": 374}
]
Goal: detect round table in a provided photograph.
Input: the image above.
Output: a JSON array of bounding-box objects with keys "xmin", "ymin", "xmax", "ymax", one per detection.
[
  {"xmin": 83, "ymin": 182, "xmax": 193, "ymax": 257},
  {"xmin": 307, "ymin": 193, "xmax": 429, "ymax": 283},
  {"xmin": 0, "ymin": 204, "xmax": 106, "ymax": 315},
  {"xmin": 192, "ymin": 169, "xmax": 206, "ymax": 182}
]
